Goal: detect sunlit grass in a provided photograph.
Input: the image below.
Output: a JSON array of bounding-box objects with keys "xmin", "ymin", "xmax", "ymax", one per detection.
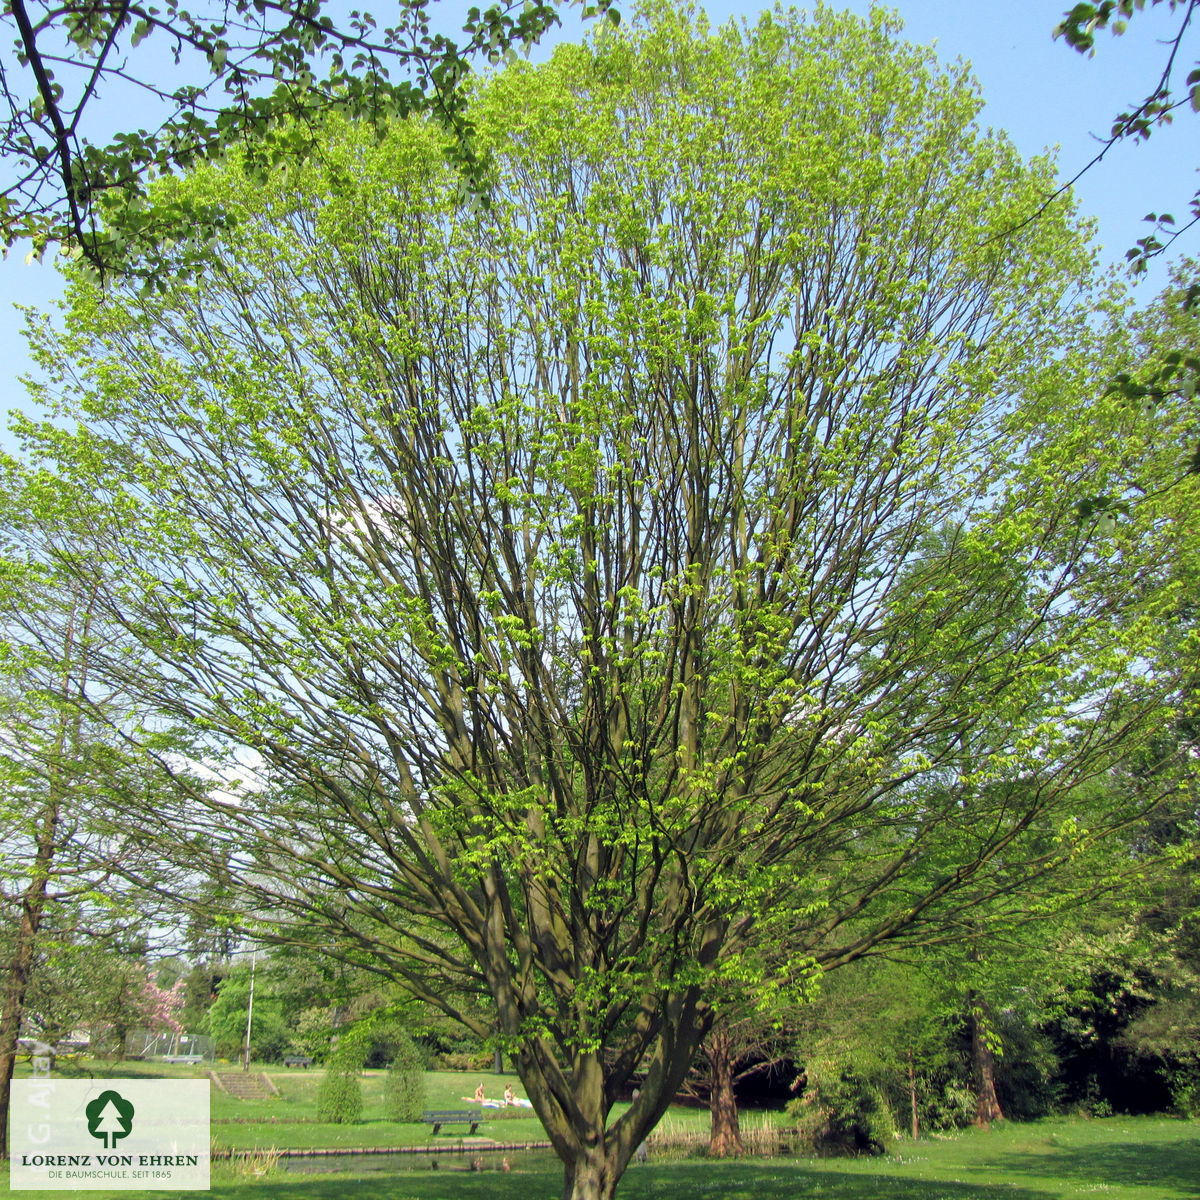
[
  {"xmin": 6, "ymin": 1061, "xmax": 1196, "ymax": 1200},
  {"xmin": 211, "ymin": 1069, "xmax": 554, "ymax": 1147}
]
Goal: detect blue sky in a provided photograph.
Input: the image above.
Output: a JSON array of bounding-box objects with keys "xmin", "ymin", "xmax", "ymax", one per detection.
[{"xmin": 2, "ymin": 0, "xmax": 1195, "ymax": 419}]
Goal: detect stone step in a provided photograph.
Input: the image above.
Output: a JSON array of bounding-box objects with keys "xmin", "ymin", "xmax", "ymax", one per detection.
[{"xmin": 211, "ymin": 1071, "xmax": 278, "ymax": 1100}]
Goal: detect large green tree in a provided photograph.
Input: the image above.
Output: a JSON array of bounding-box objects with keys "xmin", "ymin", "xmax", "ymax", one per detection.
[{"xmin": 7, "ymin": 7, "xmax": 1191, "ymax": 1196}]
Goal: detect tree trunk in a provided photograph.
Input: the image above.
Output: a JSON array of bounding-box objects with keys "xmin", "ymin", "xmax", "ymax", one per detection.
[
  {"xmin": 561, "ymin": 1148, "xmax": 622, "ymax": 1200},
  {"xmin": 970, "ymin": 999, "xmax": 1004, "ymax": 1127},
  {"xmin": 706, "ymin": 1027, "xmax": 744, "ymax": 1157},
  {"xmin": 0, "ymin": 802, "xmax": 58, "ymax": 1158},
  {"xmin": 504, "ymin": 985, "xmax": 712, "ymax": 1200}
]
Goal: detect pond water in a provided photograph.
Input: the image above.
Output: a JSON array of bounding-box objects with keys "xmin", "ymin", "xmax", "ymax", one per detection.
[{"xmin": 282, "ymin": 1147, "xmax": 562, "ymax": 1175}]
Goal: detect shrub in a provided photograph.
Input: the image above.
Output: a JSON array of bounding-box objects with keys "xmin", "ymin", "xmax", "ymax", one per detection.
[
  {"xmin": 432, "ymin": 1049, "xmax": 495, "ymax": 1072},
  {"xmin": 785, "ymin": 1058, "xmax": 897, "ymax": 1155},
  {"xmin": 317, "ymin": 1048, "xmax": 363, "ymax": 1124},
  {"xmin": 919, "ymin": 1078, "xmax": 976, "ymax": 1131},
  {"xmin": 1169, "ymin": 1066, "xmax": 1200, "ymax": 1118},
  {"xmin": 384, "ymin": 1031, "xmax": 426, "ymax": 1122}
]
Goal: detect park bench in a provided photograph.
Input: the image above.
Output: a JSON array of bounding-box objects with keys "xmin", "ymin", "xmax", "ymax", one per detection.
[
  {"xmin": 160, "ymin": 1054, "xmax": 203, "ymax": 1064},
  {"xmin": 422, "ymin": 1108, "xmax": 482, "ymax": 1135},
  {"xmin": 282, "ymin": 1055, "xmax": 313, "ymax": 1068}
]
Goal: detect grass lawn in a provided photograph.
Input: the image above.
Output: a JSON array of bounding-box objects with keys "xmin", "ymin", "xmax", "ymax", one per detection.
[
  {"xmin": 209, "ymin": 1068, "xmax": 601, "ymax": 1149},
  {"xmin": 5, "ymin": 1114, "xmax": 1198, "ymax": 1199},
  {"xmin": 16, "ymin": 1060, "xmax": 572, "ymax": 1148}
]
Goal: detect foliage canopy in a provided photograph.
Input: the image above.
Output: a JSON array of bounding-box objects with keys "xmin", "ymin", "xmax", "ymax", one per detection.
[{"xmin": 0, "ymin": 0, "xmax": 616, "ymax": 280}]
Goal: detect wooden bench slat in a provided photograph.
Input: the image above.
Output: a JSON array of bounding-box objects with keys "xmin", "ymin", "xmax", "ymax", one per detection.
[{"xmin": 421, "ymin": 1109, "xmax": 482, "ymax": 1135}]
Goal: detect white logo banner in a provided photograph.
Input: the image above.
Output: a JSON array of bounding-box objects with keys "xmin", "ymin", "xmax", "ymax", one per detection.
[{"xmin": 10, "ymin": 1078, "xmax": 209, "ymax": 1191}]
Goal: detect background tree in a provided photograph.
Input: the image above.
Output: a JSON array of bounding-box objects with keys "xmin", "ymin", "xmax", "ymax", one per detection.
[
  {"xmin": 1040, "ymin": 560, "xmax": 1200, "ymax": 1118},
  {"xmin": 1041, "ymin": 924, "xmax": 1183, "ymax": 1112},
  {"xmin": 7, "ymin": 7, "xmax": 1192, "ymax": 1197},
  {"xmin": 0, "ymin": 546, "xmax": 191, "ymax": 1154},
  {"xmin": 0, "ymin": 0, "xmax": 617, "ymax": 281},
  {"xmin": 0, "ymin": 589, "xmax": 94, "ymax": 1153},
  {"xmin": 693, "ymin": 1007, "xmax": 800, "ymax": 1158},
  {"xmin": 1055, "ymin": 0, "xmax": 1200, "ymax": 274},
  {"xmin": 63, "ymin": 956, "xmax": 184, "ymax": 1058},
  {"xmin": 787, "ymin": 954, "xmax": 978, "ymax": 1152},
  {"xmin": 0, "ymin": 921, "xmax": 153, "ymax": 1055},
  {"xmin": 1052, "ymin": 2, "xmax": 1200, "ymax": 499},
  {"xmin": 204, "ymin": 963, "xmax": 291, "ymax": 1062}
]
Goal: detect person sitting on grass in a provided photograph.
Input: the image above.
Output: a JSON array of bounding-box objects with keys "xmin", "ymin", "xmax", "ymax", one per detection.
[
  {"xmin": 504, "ymin": 1084, "xmax": 516, "ymax": 1106},
  {"xmin": 462, "ymin": 1083, "xmax": 502, "ymax": 1107}
]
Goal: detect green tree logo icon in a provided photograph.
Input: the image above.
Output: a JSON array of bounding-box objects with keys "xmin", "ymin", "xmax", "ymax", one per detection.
[{"xmin": 85, "ymin": 1090, "xmax": 135, "ymax": 1149}]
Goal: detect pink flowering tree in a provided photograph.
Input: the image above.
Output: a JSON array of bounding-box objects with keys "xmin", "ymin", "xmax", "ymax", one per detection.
[{"xmin": 141, "ymin": 970, "xmax": 185, "ymax": 1035}]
